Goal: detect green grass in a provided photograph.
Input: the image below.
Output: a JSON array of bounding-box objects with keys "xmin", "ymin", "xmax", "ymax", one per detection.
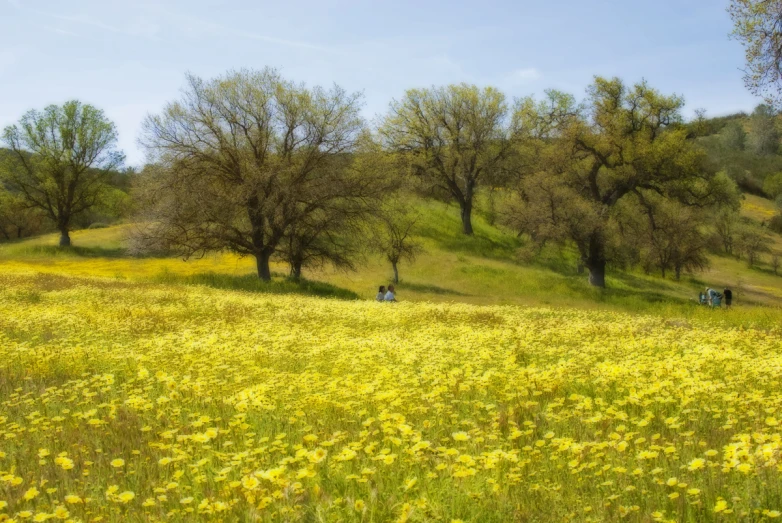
[{"xmin": 2, "ymin": 196, "xmax": 782, "ymax": 323}]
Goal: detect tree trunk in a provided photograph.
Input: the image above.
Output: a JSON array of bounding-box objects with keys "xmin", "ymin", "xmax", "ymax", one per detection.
[
  {"xmin": 59, "ymin": 228, "xmax": 71, "ymax": 247},
  {"xmin": 661, "ymin": 267, "xmax": 666, "ymax": 279},
  {"xmin": 460, "ymin": 200, "xmax": 474, "ymax": 235},
  {"xmin": 584, "ymin": 236, "xmax": 606, "ymax": 288},
  {"xmin": 256, "ymin": 251, "xmax": 272, "ymax": 281},
  {"xmin": 290, "ymin": 260, "xmax": 303, "ymax": 281},
  {"xmin": 675, "ymin": 265, "xmax": 682, "ymax": 281},
  {"xmin": 392, "ymin": 261, "xmax": 399, "ymax": 284}
]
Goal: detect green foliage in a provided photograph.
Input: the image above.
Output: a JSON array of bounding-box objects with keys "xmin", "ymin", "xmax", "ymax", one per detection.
[
  {"xmin": 380, "ymin": 83, "xmax": 516, "ymax": 235},
  {"xmin": 0, "ymin": 185, "xmax": 48, "ymax": 240},
  {"xmin": 764, "ymin": 172, "xmax": 782, "ymax": 198},
  {"xmin": 137, "ymin": 69, "xmax": 373, "ymax": 281},
  {"xmin": 721, "ymin": 120, "xmax": 747, "ymax": 150},
  {"xmin": 509, "ymin": 77, "xmax": 733, "ymax": 287},
  {"xmin": 748, "ymin": 104, "xmax": 780, "ymax": 155},
  {"xmin": 729, "ymin": 0, "xmax": 782, "ymax": 107},
  {"xmin": 1, "ymin": 101, "xmax": 123, "ymax": 246}
]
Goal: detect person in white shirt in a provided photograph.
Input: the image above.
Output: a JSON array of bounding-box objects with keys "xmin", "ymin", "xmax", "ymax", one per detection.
[
  {"xmin": 384, "ymin": 284, "xmax": 396, "ymax": 302},
  {"xmin": 376, "ymin": 286, "xmax": 386, "ymax": 302}
]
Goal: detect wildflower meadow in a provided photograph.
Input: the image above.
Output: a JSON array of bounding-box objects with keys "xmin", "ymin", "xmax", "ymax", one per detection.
[{"xmin": 2, "ymin": 271, "xmax": 782, "ymax": 522}]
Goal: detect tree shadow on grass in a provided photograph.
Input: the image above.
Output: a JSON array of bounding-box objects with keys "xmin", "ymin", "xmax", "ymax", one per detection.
[
  {"xmin": 150, "ymin": 271, "xmax": 360, "ymax": 300},
  {"xmin": 3, "ymin": 244, "xmax": 181, "ymax": 260},
  {"xmin": 400, "ymin": 281, "xmax": 471, "ymax": 297}
]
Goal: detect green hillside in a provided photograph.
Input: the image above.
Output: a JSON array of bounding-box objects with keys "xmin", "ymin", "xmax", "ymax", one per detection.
[{"xmin": 2, "ymin": 195, "xmax": 781, "ymax": 324}]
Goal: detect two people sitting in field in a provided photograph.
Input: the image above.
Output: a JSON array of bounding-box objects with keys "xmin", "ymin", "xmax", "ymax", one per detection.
[
  {"xmin": 700, "ymin": 287, "xmax": 732, "ymax": 309},
  {"xmin": 376, "ymin": 285, "xmax": 397, "ymax": 302}
]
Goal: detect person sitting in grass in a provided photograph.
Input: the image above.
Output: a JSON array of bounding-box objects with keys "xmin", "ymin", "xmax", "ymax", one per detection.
[
  {"xmin": 707, "ymin": 287, "xmax": 722, "ymax": 308},
  {"xmin": 698, "ymin": 292, "xmax": 707, "ymax": 305},
  {"xmin": 376, "ymin": 285, "xmax": 386, "ymax": 302},
  {"xmin": 724, "ymin": 287, "xmax": 733, "ymax": 309},
  {"xmin": 384, "ymin": 284, "xmax": 397, "ymax": 302}
]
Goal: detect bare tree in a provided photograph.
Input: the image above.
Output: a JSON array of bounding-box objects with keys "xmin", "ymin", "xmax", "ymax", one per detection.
[
  {"xmin": 1, "ymin": 101, "xmax": 123, "ymax": 246},
  {"xmin": 137, "ymin": 69, "xmax": 367, "ymax": 281},
  {"xmin": 772, "ymin": 253, "xmax": 780, "ymax": 275}
]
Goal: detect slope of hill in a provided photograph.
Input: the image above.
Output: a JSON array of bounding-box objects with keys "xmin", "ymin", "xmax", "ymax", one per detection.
[{"xmin": 1, "ymin": 196, "xmax": 781, "ymax": 323}]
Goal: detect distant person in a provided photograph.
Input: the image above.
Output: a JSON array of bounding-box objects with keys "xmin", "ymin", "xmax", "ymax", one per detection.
[
  {"xmin": 723, "ymin": 287, "xmax": 733, "ymax": 309},
  {"xmin": 376, "ymin": 286, "xmax": 386, "ymax": 302},
  {"xmin": 707, "ymin": 287, "xmax": 721, "ymax": 308},
  {"xmin": 384, "ymin": 284, "xmax": 397, "ymax": 302}
]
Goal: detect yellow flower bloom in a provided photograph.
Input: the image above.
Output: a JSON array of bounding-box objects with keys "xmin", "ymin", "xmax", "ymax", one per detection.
[{"xmin": 117, "ymin": 491, "xmax": 135, "ymax": 504}]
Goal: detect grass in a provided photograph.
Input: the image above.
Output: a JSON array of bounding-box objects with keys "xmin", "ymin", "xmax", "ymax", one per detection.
[{"xmin": 1, "ymin": 196, "xmax": 781, "ymax": 319}]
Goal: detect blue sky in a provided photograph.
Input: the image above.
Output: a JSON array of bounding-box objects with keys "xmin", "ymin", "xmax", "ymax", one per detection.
[{"xmin": 0, "ymin": 0, "xmax": 759, "ymax": 165}]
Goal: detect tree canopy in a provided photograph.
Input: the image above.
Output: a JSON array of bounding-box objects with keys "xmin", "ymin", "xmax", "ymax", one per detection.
[
  {"xmin": 729, "ymin": 0, "xmax": 782, "ymax": 108},
  {"xmin": 136, "ymin": 68, "xmax": 379, "ymax": 281},
  {"xmin": 1, "ymin": 101, "xmax": 123, "ymax": 246},
  {"xmin": 380, "ymin": 84, "xmax": 516, "ymax": 235},
  {"xmin": 509, "ymin": 77, "xmax": 738, "ymax": 286}
]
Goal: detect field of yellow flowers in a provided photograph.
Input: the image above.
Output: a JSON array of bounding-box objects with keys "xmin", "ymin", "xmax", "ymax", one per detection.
[{"xmin": 2, "ymin": 271, "xmax": 782, "ymax": 522}]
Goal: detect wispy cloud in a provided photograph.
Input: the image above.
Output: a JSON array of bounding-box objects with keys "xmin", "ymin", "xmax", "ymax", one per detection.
[
  {"xmin": 505, "ymin": 68, "xmax": 542, "ymax": 85},
  {"xmin": 170, "ymin": 13, "xmax": 338, "ymax": 54},
  {"xmin": 233, "ymin": 30, "xmax": 336, "ymax": 53},
  {"xmin": 44, "ymin": 26, "xmax": 80, "ymax": 37},
  {"xmin": 36, "ymin": 11, "xmax": 161, "ymax": 40}
]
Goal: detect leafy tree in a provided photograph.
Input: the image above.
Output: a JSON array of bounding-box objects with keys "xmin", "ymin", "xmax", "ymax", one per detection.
[
  {"xmin": 763, "ymin": 171, "xmax": 782, "ymax": 197},
  {"xmin": 729, "ymin": 0, "xmax": 782, "ymax": 107},
  {"xmin": 748, "ymin": 104, "xmax": 780, "ymax": 155},
  {"xmin": 1, "ymin": 101, "xmax": 123, "ymax": 246},
  {"xmin": 621, "ymin": 196, "xmax": 710, "ymax": 280},
  {"xmin": 278, "ymin": 204, "xmax": 366, "ymax": 281},
  {"xmin": 380, "ymin": 84, "xmax": 515, "ymax": 235},
  {"xmin": 511, "ymin": 77, "xmax": 735, "ymax": 287},
  {"xmin": 375, "ymin": 198, "xmax": 423, "ymax": 284},
  {"xmin": 721, "ymin": 121, "xmax": 747, "ymax": 151},
  {"xmin": 0, "ymin": 186, "xmax": 47, "ymax": 240},
  {"xmin": 715, "ymin": 210, "xmax": 741, "ymax": 255},
  {"xmin": 692, "ymin": 108, "xmax": 709, "ymax": 137},
  {"xmin": 137, "ymin": 69, "xmax": 372, "ymax": 281},
  {"xmin": 736, "ymin": 221, "xmax": 772, "ymax": 266}
]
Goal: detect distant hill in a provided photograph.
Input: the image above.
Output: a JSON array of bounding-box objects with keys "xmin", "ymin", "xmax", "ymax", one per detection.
[{"xmin": 690, "ymin": 108, "xmax": 782, "ymax": 198}]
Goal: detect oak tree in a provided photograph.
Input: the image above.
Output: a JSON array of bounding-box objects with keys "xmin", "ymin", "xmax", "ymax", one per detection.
[{"xmin": 1, "ymin": 101, "xmax": 123, "ymax": 246}]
